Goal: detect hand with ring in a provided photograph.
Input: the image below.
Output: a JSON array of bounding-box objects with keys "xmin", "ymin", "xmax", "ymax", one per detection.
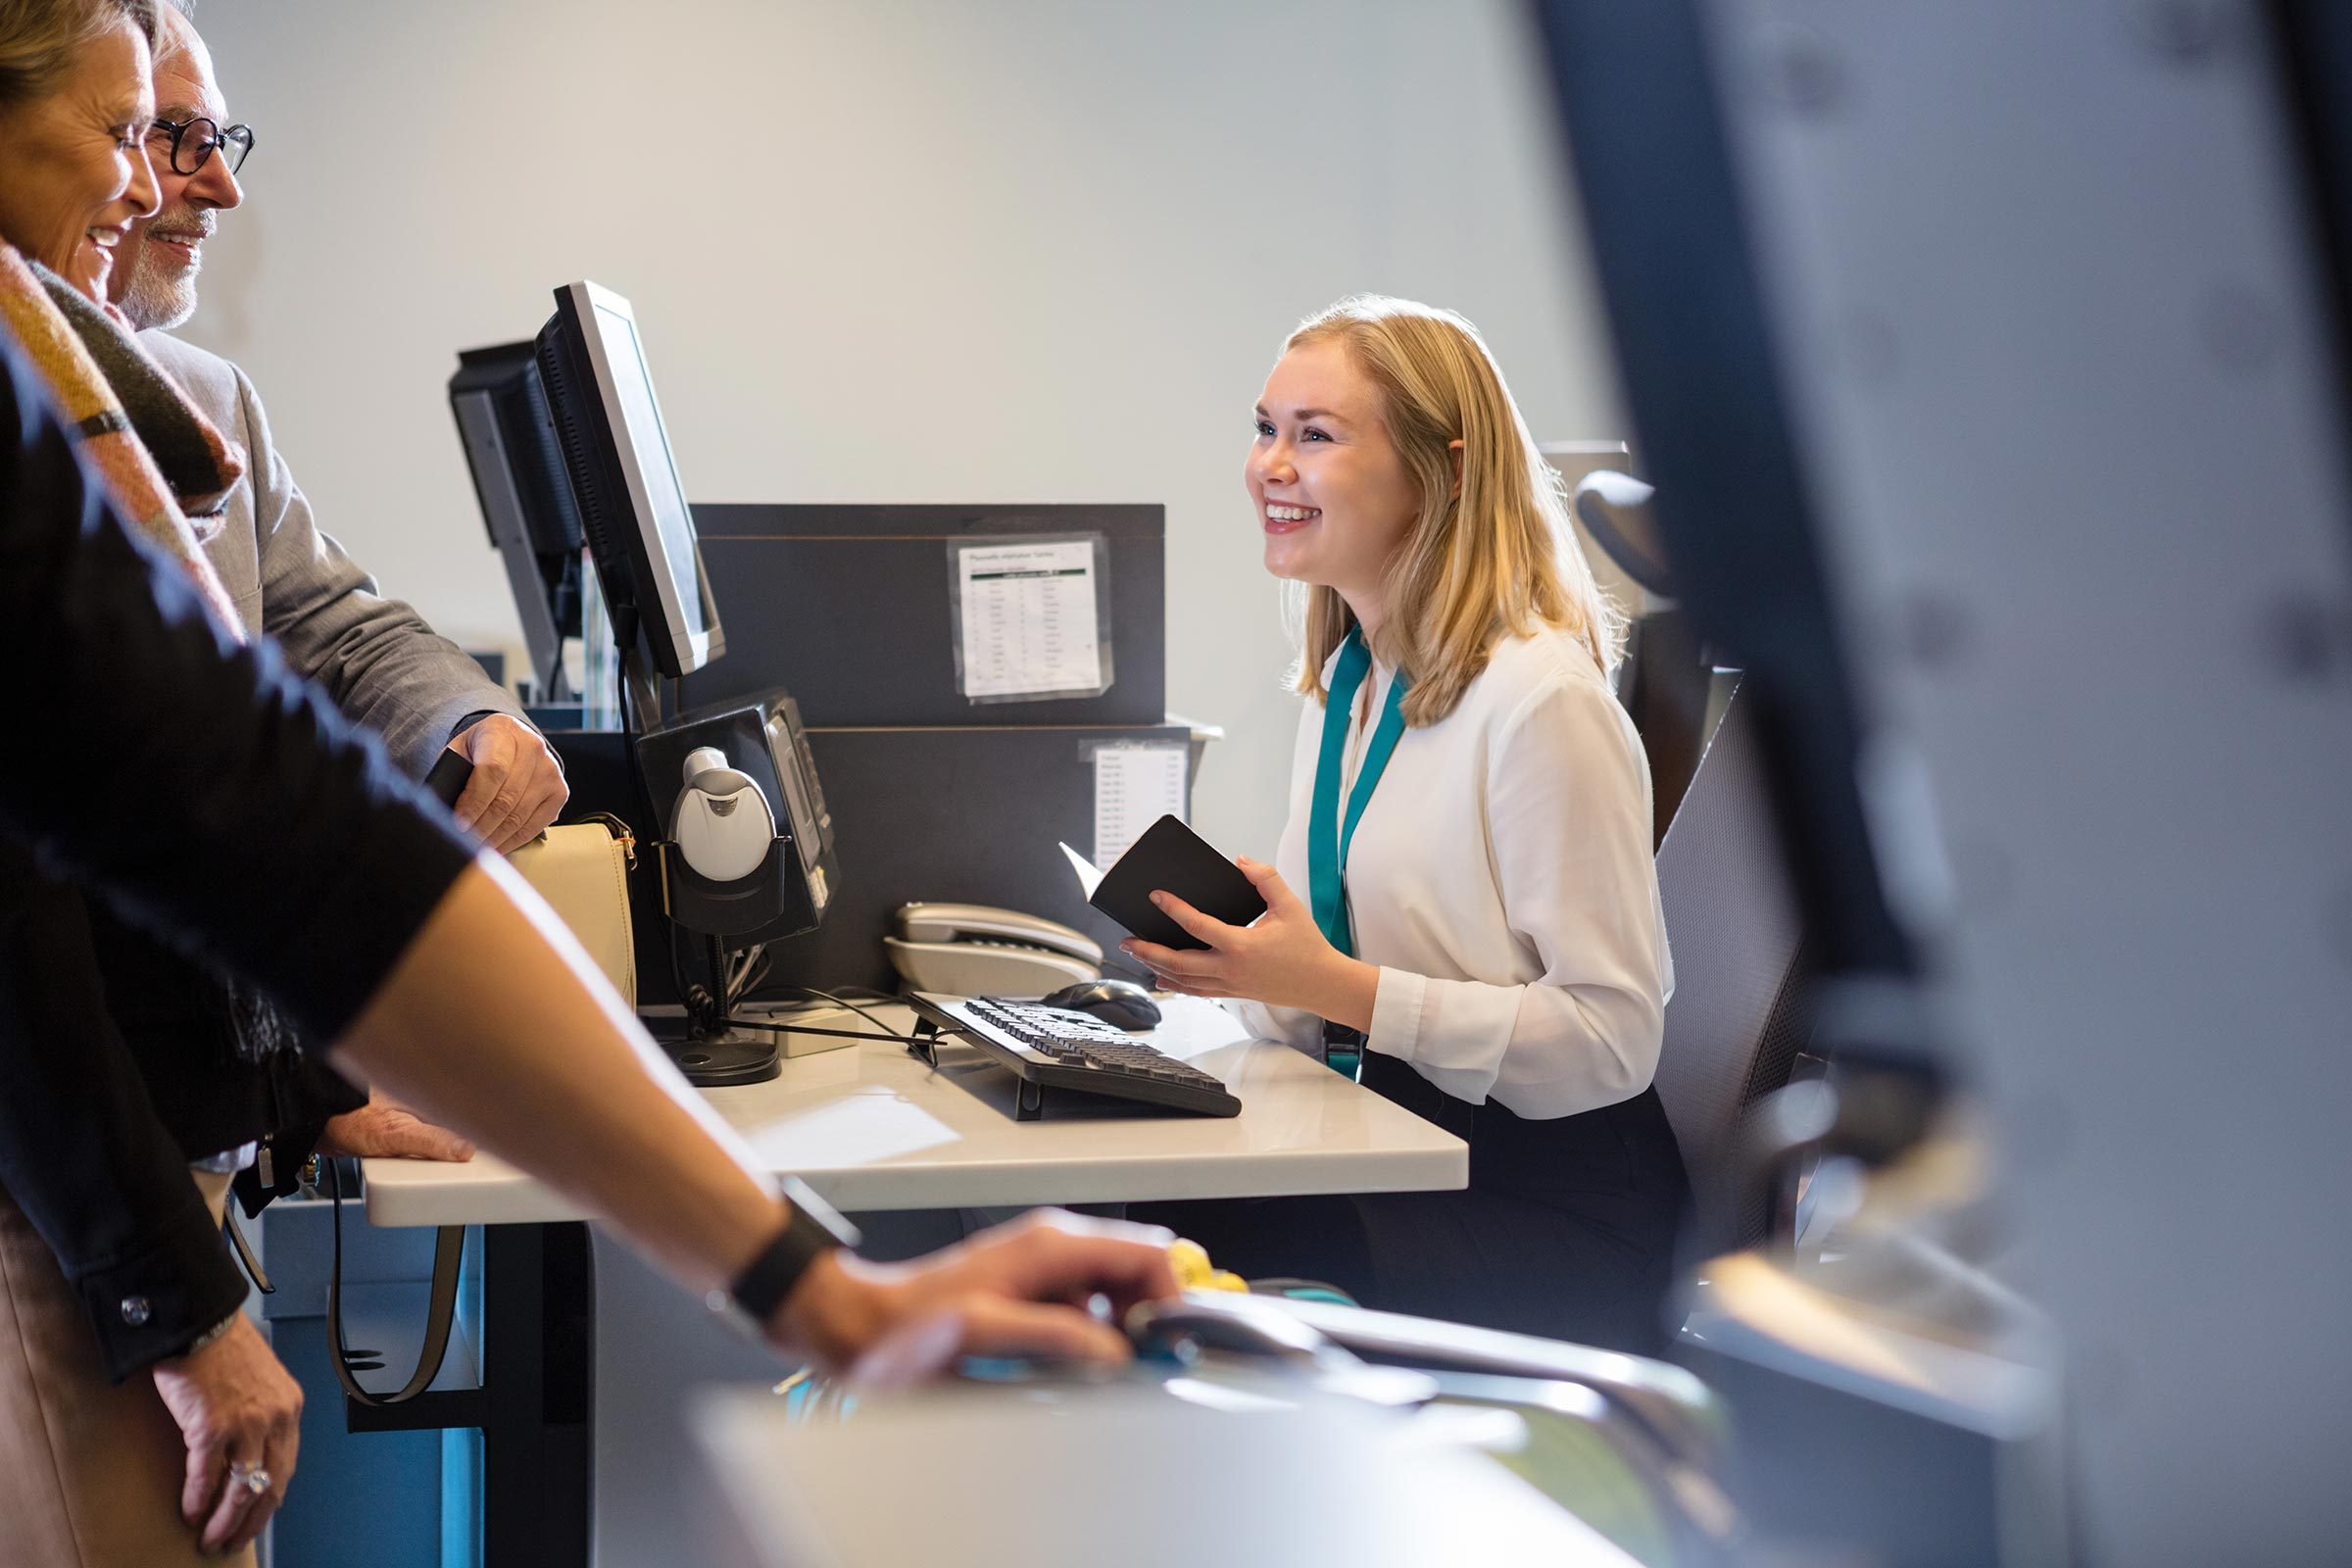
[{"xmin": 150, "ymin": 1313, "xmax": 302, "ymax": 1553}]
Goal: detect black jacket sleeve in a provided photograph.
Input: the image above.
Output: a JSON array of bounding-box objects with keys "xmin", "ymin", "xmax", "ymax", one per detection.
[
  {"xmin": 0, "ymin": 328, "xmax": 474, "ymax": 1375},
  {"xmin": 0, "ymin": 859, "xmax": 253, "ymax": 1376}
]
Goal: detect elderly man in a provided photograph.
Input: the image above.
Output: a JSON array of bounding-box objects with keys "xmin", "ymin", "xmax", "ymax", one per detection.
[
  {"xmin": 110, "ymin": 10, "xmax": 564, "ymax": 1162},
  {"xmin": 4, "ymin": 2, "xmax": 568, "ymax": 1557},
  {"xmin": 113, "ymin": 16, "xmax": 564, "ymax": 843}
]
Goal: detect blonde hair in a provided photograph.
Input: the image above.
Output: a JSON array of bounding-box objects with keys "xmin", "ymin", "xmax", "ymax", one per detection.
[
  {"xmin": 0, "ymin": 0, "xmax": 158, "ymax": 112},
  {"xmin": 1284, "ymin": 295, "xmax": 1624, "ymax": 727}
]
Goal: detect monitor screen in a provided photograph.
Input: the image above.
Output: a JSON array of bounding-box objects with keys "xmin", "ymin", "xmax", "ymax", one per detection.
[{"xmin": 536, "ymin": 280, "xmax": 725, "ymax": 678}]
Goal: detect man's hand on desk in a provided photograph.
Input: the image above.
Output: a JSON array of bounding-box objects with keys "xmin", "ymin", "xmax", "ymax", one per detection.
[
  {"xmin": 770, "ymin": 1209, "xmax": 1181, "ymax": 1387},
  {"xmin": 446, "ymin": 713, "xmax": 568, "ymax": 855},
  {"xmin": 318, "ymin": 1087, "xmax": 475, "ymax": 1162}
]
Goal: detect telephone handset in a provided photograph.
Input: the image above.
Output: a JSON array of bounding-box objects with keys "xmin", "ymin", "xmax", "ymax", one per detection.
[{"xmin": 884, "ymin": 902, "xmax": 1103, "ymax": 997}]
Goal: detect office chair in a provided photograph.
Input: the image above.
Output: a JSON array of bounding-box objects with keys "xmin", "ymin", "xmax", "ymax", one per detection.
[
  {"xmin": 1576, "ymin": 466, "xmax": 1715, "ymax": 846},
  {"xmin": 1618, "ymin": 608, "xmax": 1714, "ymax": 846},
  {"xmin": 1648, "ymin": 683, "xmax": 1813, "ymax": 1251}
]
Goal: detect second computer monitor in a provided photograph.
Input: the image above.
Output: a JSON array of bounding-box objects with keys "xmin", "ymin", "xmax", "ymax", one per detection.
[
  {"xmin": 449, "ymin": 341, "xmax": 584, "ymax": 700},
  {"xmin": 534, "ymin": 279, "xmax": 725, "ymax": 679}
]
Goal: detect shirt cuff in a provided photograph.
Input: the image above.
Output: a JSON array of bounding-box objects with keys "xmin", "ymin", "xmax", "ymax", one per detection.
[
  {"xmin": 447, "ymin": 710, "xmax": 497, "ymax": 741},
  {"xmin": 1367, "ymin": 966, "xmax": 1425, "ymax": 1063},
  {"xmin": 445, "ymin": 710, "xmax": 564, "ymax": 775},
  {"xmin": 68, "ymin": 1194, "xmax": 251, "ymax": 1382}
]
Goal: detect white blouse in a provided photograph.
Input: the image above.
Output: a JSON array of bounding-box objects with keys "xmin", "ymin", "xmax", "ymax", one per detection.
[{"xmin": 1227, "ymin": 627, "xmax": 1673, "ymax": 1120}]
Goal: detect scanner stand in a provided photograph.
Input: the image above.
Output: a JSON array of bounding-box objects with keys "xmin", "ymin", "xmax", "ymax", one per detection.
[
  {"xmin": 647, "ymin": 924, "xmax": 783, "ymax": 1087},
  {"xmin": 649, "ymin": 837, "xmax": 817, "ymax": 1089},
  {"xmin": 611, "ymin": 624, "xmax": 822, "ymax": 1088},
  {"xmin": 646, "ymin": 1014, "xmax": 781, "ymax": 1087}
]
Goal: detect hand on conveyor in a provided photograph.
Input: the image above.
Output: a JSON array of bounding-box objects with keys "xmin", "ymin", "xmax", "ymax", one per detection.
[{"xmin": 769, "ymin": 1209, "xmax": 1183, "ymax": 1388}]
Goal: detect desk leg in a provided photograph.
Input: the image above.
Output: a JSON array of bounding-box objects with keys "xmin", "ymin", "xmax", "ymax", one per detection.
[{"xmin": 482, "ymin": 1223, "xmax": 591, "ymax": 1567}]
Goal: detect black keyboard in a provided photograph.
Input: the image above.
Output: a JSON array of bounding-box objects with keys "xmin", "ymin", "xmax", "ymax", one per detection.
[{"xmin": 906, "ymin": 993, "xmax": 1242, "ymax": 1119}]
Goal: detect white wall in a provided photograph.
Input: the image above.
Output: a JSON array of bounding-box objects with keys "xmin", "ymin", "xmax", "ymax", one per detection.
[{"xmin": 176, "ymin": 0, "xmax": 1625, "ymax": 858}]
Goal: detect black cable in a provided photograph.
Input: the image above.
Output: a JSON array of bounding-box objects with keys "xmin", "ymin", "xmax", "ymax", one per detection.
[
  {"xmin": 666, "ymin": 930, "xmax": 708, "ymax": 1024},
  {"xmin": 724, "ymin": 1017, "xmax": 940, "ymax": 1049},
  {"xmin": 730, "ymin": 944, "xmax": 772, "ymax": 1004},
  {"xmin": 760, "ymin": 985, "xmax": 909, "ymax": 1041},
  {"xmin": 323, "ymin": 1160, "xmax": 384, "ymax": 1373}
]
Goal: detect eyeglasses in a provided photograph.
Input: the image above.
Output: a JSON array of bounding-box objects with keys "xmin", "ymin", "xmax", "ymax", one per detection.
[{"xmin": 147, "ymin": 116, "xmax": 255, "ymax": 178}]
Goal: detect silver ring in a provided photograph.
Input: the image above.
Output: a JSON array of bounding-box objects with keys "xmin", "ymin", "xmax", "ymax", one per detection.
[{"xmin": 226, "ymin": 1461, "xmax": 270, "ymax": 1496}]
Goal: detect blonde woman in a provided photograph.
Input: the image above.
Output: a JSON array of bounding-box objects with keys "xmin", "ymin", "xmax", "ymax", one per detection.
[{"xmin": 1130, "ymin": 296, "xmax": 1687, "ymax": 1353}]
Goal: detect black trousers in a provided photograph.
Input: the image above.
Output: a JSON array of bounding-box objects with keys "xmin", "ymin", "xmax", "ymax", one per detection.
[{"xmin": 1136, "ymin": 1054, "xmax": 1691, "ymax": 1357}]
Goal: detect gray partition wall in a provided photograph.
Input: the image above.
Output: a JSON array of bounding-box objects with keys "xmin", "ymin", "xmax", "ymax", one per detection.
[
  {"xmin": 571, "ymin": 501, "xmax": 1183, "ymax": 998},
  {"xmin": 767, "ymin": 723, "xmax": 1188, "ymax": 992},
  {"xmin": 678, "ymin": 503, "xmax": 1165, "ymax": 727}
]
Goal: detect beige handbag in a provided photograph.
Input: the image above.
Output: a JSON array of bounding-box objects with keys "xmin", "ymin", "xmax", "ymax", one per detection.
[
  {"xmin": 329, "ymin": 812, "xmax": 640, "ymax": 1412},
  {"xmin": 508, "ymin": 813, "xmax": 638, "ymax": 1005}
]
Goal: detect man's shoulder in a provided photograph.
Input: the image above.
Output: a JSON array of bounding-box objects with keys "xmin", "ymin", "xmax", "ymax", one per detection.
[{"xmin": 137, "ymin": 330, "xmax": 248, "ymax": 419}]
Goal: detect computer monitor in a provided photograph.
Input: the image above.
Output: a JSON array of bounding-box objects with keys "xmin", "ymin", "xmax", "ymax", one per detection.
[
  {"xmin": 449, "ymin": 342, "xmax": 583, "ymax": 701},
  {"xmin": 533, "ymin": 279, "xmax": 724, "ymax": 680},
  {"xmin": 527, "ymin": 279, "xmax": 834, "ymax": 1085}
]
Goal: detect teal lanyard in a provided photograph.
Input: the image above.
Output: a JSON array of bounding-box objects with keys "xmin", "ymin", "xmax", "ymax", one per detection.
[{"xmin": 1307, "ymin": 628, "xmax": 1411, "ymax": 960}]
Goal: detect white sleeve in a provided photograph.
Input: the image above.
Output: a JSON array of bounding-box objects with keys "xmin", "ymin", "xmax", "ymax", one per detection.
[
  {"xmin": 1366, "ymin": 677, "xmax": 1669, "ymax": 1119},
  {"xmin": 1220, "ymin": 995, "xmax": 1326, "ymax": 1055}
]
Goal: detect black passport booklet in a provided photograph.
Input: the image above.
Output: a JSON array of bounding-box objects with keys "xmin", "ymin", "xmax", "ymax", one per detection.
[{"xmin": 1087, "ymin": 815, "xmax": 1267, "ymax": 952}]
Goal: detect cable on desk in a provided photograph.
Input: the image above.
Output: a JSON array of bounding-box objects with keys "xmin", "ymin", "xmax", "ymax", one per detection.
[
  {"xmin": 762, "ymin": 985, "xmax": 913, "ymax": 1041},
  {"xmin": 725, "ymin": 1017, "xmax": 940, "ymax": 1049}
]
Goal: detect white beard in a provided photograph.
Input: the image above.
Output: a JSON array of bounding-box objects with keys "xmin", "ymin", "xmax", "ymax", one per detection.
[{"xmin": 117, "ymin": 240, "xmax": 201, "ymax": 333}]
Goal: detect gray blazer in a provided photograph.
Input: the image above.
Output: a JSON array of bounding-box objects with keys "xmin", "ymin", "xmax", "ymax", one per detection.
[{"xmin": 141, "ymin": 331, "xmax": 523, "ymax": 774}]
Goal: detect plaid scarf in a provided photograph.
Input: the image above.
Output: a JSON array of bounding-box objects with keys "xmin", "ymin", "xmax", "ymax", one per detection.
[{"xmin": 0, "ymin": 243, "xmax": 246, "ymax": 633}]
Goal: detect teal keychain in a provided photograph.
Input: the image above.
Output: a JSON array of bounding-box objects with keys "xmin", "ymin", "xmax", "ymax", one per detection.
[{"xmin": 1306, "ymin": 627, "xmax": 1409, "ymax": 1077}]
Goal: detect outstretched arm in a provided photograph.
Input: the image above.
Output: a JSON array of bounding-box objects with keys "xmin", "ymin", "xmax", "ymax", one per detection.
[{"xmin": 0, "ymin": 337, "xmax": 1174, "ymax": 1378}]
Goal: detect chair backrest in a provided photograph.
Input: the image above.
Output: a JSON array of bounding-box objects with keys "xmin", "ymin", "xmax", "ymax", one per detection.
[{"xmin": 1649, "ymin": 682, "xmax": 1812, "ymax": 1250}]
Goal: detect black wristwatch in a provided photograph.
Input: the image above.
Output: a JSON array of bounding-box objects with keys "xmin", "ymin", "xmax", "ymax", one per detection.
[{"xmin": 710, "ymin": 1177, "xmax": 863, "ymax": 1333}]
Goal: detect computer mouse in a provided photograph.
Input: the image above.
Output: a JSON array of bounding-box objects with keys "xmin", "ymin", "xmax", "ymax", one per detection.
[{"xmin": 1038, "ymin": 978, "xmax": 1162, "ymax": 1031}]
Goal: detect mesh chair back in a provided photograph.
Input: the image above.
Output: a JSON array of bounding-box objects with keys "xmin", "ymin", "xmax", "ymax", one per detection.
[{"xmin": 1650, "ymin": 685, "xmax": 1812, "ymax": 1249}]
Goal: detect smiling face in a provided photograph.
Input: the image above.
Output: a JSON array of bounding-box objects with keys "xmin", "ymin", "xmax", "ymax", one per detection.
[
  {"xmin": 0, "ymin": 18, "xmax": 157, "ymax": 299},
  {"xmin": 113, "ymin": 9, "xmax": 242, "ymax": 331},
  {"xmin": 1246, "ymin": 337, "xmax": 1423, "ymax": 630}
]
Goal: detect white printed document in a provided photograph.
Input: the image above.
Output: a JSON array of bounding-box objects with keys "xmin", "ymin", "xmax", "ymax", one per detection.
[
  {"xmin": 1093, "ymin": 743, "xmax": 1189, "ymax": 871},
  {"xmin": 955, "ymin": 539, "xmax": 1103, "ymax": 699}
]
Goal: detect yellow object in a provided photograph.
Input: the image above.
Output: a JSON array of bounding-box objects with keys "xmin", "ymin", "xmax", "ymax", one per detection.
[
  {"xmin": 1166, "ymin": 1239, "xmax": 1248, "ymax": 1293},
  {"xmin": 1167, "ymin": 1238, "xmax": 1214, "ymax": 1288}
]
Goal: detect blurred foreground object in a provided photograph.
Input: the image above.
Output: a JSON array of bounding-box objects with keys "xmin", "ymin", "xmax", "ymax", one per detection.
[
  {"xmin": 694, "ymin": 1288, "xmax": 1742, "ymax": 1568},
  {"xmin": 1534, "ymin": 0, "xmax": 2352, "ymax": 1562}
]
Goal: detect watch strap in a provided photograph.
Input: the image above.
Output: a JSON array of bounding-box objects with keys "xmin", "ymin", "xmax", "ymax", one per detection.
[{"xmin": 721, "ymin": 1177, "xmax": 862, "ymax": 1327}]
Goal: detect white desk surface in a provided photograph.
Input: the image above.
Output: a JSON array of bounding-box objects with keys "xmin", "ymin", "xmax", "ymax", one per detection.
[{"xmin": 362, "ymin": 996, "xmax": 1466, "ymax": 1227}]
